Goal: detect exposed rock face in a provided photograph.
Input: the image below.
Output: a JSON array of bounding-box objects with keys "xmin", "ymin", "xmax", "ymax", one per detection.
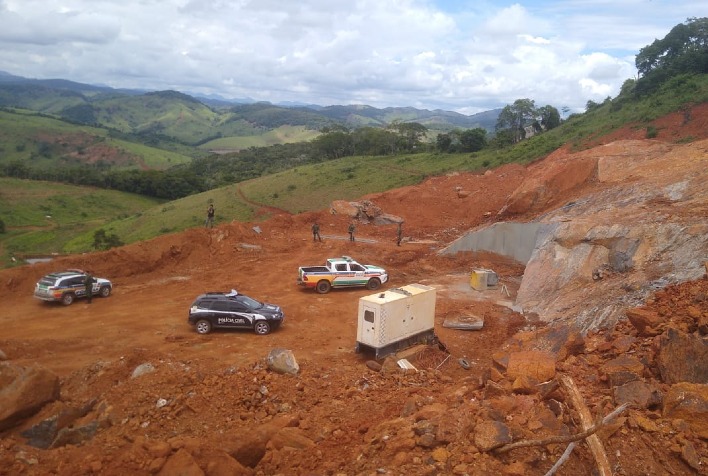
[
  {"xmin": 513, "ymin": 140, "xmax": 708, "ymax": 332},
  {"xmin": 0, "ymin": 363, "xmax": 60, "ymax": 432},
  {"xmin": 501, "ymin": 153, "xmax": 598, "ymax": 215}
]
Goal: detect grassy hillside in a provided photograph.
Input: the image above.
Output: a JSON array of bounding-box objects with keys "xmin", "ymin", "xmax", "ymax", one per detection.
[
  {"xmin": 0, "ymin": 178, "xmax": 162, "ymax": 265},
  {"xmin": 64, "ymin": 187, "xmax": 256, "ymax": 252},
  {"xmin": 0, "ymin": 109, "xmax": 193, "ymax": 169}
]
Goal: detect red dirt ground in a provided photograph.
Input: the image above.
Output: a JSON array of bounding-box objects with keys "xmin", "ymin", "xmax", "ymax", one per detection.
[{"xmin": 1, "ymin": 105, "xmax": 707, "ymax": 475}]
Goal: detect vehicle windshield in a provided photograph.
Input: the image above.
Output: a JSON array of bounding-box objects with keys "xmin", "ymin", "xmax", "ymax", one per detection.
[{"xmin": 239, "ymin": 295, "xmax": 262, "ymax": 309}]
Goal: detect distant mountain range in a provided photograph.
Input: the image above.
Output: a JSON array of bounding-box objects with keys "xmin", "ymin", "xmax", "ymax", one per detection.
[{"xmin": 0, "ymin": 71, "xmax": 500, "ymax": 140}]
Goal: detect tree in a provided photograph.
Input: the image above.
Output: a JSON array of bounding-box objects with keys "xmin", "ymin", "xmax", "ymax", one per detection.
[
  {"xmin": 352, "ymin": 127, "xmax": 396, "ymax": 155},
  {"xmin": 458, "ymin": 128, "xmax": 487, "ymax": 152},
  {"xmin": 635, "ymin": 17, "xmax": 708, "ymax": 94},
  {"xmin": 436, "ymin": 133, "xmax": 452, "ymax": 152},
  {"xmin": 538, "ymin": 105, "xmax": 561, "ymax": 130},
  {"xmin": 585, "ymin": 100, "xmax": 600, "ymax": 112},
  {"xmin": 312, "ymin": 129, "xmax": 353, "ymax": 160},
  {"xmin": 93, "ymin": 229, "xmax": 124, "ymax": 250},
  {"xmin": 495, "ymin": 99, "xmax": 536, "ymax": 143},
  {"xmin": 618, "ymin": 78, "xmax": 636, "ymax": 97},
  {"xmin": 391, "ymin": 121, "xmax": 428, "ymax": 151}
]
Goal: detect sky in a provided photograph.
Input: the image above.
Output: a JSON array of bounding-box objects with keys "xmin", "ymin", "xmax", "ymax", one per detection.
[{"xmin": 0, "ymin": 1, "xmax": 704, "ymax": 115}]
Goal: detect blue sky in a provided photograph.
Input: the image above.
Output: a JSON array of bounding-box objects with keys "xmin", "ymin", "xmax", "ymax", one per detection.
[{"xmin": 0, "ymin": 0, "xmax": 704, "ymax": 114}]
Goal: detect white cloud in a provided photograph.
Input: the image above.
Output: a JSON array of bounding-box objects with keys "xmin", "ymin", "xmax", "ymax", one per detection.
[{"xmin": 0, "ymin": 0, "xmax": 700, "ymax": 113}]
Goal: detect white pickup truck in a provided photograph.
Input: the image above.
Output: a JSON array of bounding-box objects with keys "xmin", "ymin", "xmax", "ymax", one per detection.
[{"xmin": 297, "ymin": 256, "xmax": 389, "ymax": 294}]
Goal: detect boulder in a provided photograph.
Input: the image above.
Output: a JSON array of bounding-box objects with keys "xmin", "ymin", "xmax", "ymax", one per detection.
[
  {"xmin": 131, "ymin": 362, "xmax": 156, "ymax": 379},
  {"xmin": 0, "ymin": 363, "xmax": 60, "ymax": 432},
  {"xmin": 204, "ymin": 450, "xmax": 253, "ymax": 476},
  {"xmin": 663, "ymin": 382, "xmax": 708, "ymax": 439},
  {"xmin": 158, "ymin": 448, "xmax": 204, "ymax": 476},
  {"xmin": 226, "ymin": 416, "xmax": 295, "ymax": 468},
  {"xmin": 266, "ymin": 348, "xmax": 299, "ymax": 375},
  {"xmin": 626, "ymin": 308, "xmax": 665, "ymax": 336},
  {"xmin": 20, "ymin": 401, "xmax": 94, "ymax": 449},
  {"xmin": 613, "ymin": 380, "xmax": 663, "ymax": 409},
  {"xmin": 600, "ymin": 355, "xmax": 644, "ymax": 387},
  {"xmin": 506, "ymin": 350, "xmax": 556, "ymax": 382},
  {"xmin": 330, "ymin": 200, "xmax": 359, "ymax": 217},
  {"xmin": 371, "ymin": 213, "xmax": 404, "ymax": 226},
  {"xmin": 473, "ymin": 420, "xmax": 512, "ymax": 452},
  {"xmin": 268, "ymin": 427, "xmax": 315, "ymax": 450},
  {"xmin": 657, "ymin": 327, "xmax": 708, "ymax": 384}
]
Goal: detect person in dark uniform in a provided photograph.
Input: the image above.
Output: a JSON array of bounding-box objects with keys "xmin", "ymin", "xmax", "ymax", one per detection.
[
  {"xmin": 205, "ymin": 204, "xmax": 215, "ymax": 228},
  {"xmin": 312, "ymin": 222, "xmax": 322, "ymax": 242},
  {"xmin": 348, "ymin": 222, "xmax": 356, "ymax": 242},
  {"xmin": 397, "ymin": 223, "xmax": 403, "ymax": 246},
  {"xmin": 84, "ymin": 272, "xmax": 93, "ymax": 304}
]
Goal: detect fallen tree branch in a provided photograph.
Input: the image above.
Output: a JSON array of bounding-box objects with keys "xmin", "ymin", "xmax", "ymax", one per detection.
[
  {"xmin": 560, "ymin": 374, "xmax": 614, "ymax": 476},
  {"xmin": 543, "ymin": 442, "xmax": 576, "ymax": 476},
  {"xmin": 495, "ymin": 402, "xmax": 630, "ymax": 454}
]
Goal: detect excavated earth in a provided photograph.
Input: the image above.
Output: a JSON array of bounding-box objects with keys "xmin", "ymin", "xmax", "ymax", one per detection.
[{"xmin": 1, "ymin": 105, "xmax": 708, "ymax": 476}]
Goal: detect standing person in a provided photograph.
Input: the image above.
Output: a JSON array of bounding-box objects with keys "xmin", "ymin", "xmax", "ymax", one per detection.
[
  {"xmin": 84, "ymin": 271, "xmax": 93, "ymax": 304},
  {"xmin": 397, "ymin": 223, "xmax": 403, "ymax": 246},
  {"xmin": 205, "ymin": 204, "xmax": 215, "ymax": 228},
  {"xmin": 348, "ymin": 222, "xmax": 356, "ymax": 242},
  {"xmin": 312, "ymin": 221, "xmax": 322, "ymax": 242}
]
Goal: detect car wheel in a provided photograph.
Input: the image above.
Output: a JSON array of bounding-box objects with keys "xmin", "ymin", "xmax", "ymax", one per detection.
[
  {"xmin": 195, "ymin": 319, "xmax": 212, "ymax": 335},
  {"xmin": 61, "ymin": 293, "xmax": 75, "ymax": 306},
  {"xmin": 366, "ymin": 278, "xmax": 381, "ymax": 290},
  {"xmin": 316, "ymin": 280, "xmax": 331, "ymax": 294},
  {"xmin": 254, "ymin": 321, "xmax": 271, "ymax": 335},
  {"xmin": 99, "ymin": 286, "xmax": 111, "ymax": 298}
]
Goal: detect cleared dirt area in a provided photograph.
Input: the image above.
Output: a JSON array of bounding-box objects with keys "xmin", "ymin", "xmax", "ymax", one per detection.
[{"xmin": 1, "ymin": 105, "xmax": 707, "ymax": 475}]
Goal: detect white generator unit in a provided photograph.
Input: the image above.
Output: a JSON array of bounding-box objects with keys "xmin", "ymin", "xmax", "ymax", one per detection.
[{"xmin": 355, "ymin": 283, "xmax": 437, "ymax": 359}]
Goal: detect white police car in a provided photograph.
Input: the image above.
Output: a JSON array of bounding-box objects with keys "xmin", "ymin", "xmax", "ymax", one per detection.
[{"xmin": 34, "ymin": 269, "xmax": 112, "ymax": 305}]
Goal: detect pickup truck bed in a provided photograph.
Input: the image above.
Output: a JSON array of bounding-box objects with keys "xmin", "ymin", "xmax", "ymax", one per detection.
[{"xmin": 299, "ymin": 266, "xmax": 329, "ymax": 273}]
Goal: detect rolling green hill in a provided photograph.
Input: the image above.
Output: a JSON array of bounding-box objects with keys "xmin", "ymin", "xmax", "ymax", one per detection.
[
  {"xmin": 0, "ymin": 108, "xmax": 194, "ymax": 169},
  {"xmin": 0, "ymin": 74, "xmax": 501, "ymax": 148}
]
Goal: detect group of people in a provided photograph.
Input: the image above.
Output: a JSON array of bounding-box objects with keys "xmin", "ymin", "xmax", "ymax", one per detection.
[
  {"xmin": 311, "ymin": 221, "xmax": 404, "ymax": 245},
  {"xmin": 205, "ymin": 203, "xmax": 404, "ymax": 245}
]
